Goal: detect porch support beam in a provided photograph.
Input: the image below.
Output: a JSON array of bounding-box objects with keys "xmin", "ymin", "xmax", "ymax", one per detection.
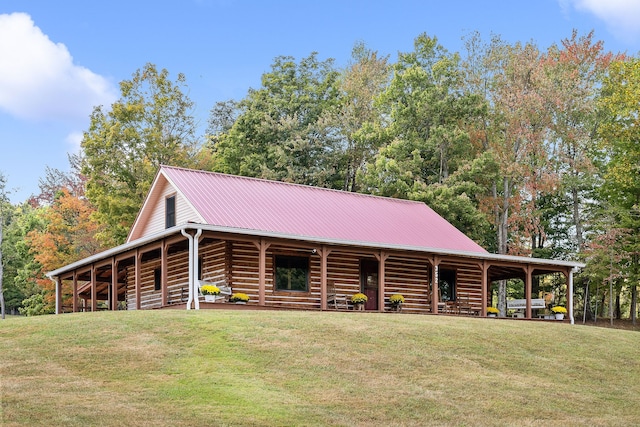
[
  {"xmin": 481, "ymin": 261, "xmax": 488, "ymax": 317},
  {"xmin": 567, "ymin": 268, "xmax": 575, "ymax": 325},
  {"xmin": 431, "ymin": 256, "xmax": 440, "ymax": 314},
  {"xmin": 161, "ymin": 239, "xmax": 168, "ymax": 307},
  {"xmin": 319, "ymin": 245, "xmax": 332, "ymax": 311},
  {"xmin": 135, "ymin": 249, "xmax": 141, "ymax": 310},
  {"xmin": 253, "ymin": 239, "xmax": 271, "ymax": 306},
  {"xmin": 73, "ymin": 271, "xmax": 78, "ymax": 313},
  {"xmin": 375, "ymin": 251, "xmax": 389, "ymax": 312},
  {"xmin": 55, "ymin": 276, "xmax": 62, "ymax": 314},
  {"xmin": 90, "ymin": 264, "xmax": 97, "ymax": 312},
  {"xmin": 111, "ymin": 258, "xmax": 118, "ymax": 311},
  {"xmin": 525, "ymin": 265, "xmax": 533, "ymax": 319}
]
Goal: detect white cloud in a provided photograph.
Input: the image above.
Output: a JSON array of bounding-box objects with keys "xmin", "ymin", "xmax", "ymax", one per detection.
[
  {"xmin": 66, "ymin": 131, "xmax": 84, "ymax": 154},
  {"xmin": 0, "ymin": 12, "xmax": 117, "ymax": 123},
  {"xmin": 561, "ymin": 0, "xmax": 640, "ymax": 44}
]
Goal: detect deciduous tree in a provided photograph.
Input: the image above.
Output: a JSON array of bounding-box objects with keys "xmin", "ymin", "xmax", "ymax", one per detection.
[{"xmin": 82, "ymin": 63, "xmax": 198, "ymax": 245}]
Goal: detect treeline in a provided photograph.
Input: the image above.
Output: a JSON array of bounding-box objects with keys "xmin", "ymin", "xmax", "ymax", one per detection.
[{"xmin": 1, "ymin": 30, "xmax": 638, "ymax": 321}]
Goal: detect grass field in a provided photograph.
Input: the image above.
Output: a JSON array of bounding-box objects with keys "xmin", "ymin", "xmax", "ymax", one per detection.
[{"xmin": 1, "ymin": 310, "xmax": 639, "ymax": 426}]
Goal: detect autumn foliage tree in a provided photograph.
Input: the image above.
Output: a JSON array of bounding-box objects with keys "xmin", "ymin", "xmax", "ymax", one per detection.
[{"xmin": 25, "ymin": 190, "xmax": 106, "ymax": 313}]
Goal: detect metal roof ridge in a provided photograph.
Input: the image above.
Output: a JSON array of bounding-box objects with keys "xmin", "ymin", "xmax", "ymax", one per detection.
[{"xmin": 161, "ymin": 165, "xmax": 426, "ymax": 206}]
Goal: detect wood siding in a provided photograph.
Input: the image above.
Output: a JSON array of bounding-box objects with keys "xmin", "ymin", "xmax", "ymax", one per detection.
[
  {"xmin": 139, "ymin": 181, "xmax": 200, "ymax": 238},
  {"xmin": 120, "ymin": 236, "xmax": 484, "ymax": 314}
]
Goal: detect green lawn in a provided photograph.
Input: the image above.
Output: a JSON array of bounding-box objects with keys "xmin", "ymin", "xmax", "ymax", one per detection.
[{"xmin": 1, "ymin": 310, "xmax": 639, "ymax": 426}]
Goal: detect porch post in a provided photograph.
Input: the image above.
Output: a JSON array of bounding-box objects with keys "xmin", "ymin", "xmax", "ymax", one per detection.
[
  {"xmin": 111, "ymin": 258, "xmax": 118, "ymax": 311},
  {"xmin": 568, "ymin": 268, "xmax": 575, "ymax": 325},
  {"xmin": 255, "ymin": 239, "xmax": 271, "ymax": 306},
  {"xmin": 73, "ymin": 271, "xmax": 78, "ymax": 313},
  {"xmin": 55, "ymin": 276, "xmax": 62, "ymax": 314},
  {"xmin": 431, "ymin": 256, "xmax": 440, "ymax": 314},
  {"xmin": 376, "ymin": 251, "xmax": 389, "ymax": 312},
  {"xmin": 135, "ymin": 249, "xmax": 141, "ymax": 310},
  {"xmin": 161, "ymin": 240, "xmax": 168, "ymax": 307},
  {"xmin": 525, "ymin": 265, "xmax": 533, "ymax": 319},
  {"xmin": 319, "ymin": 245, "xmax": 331, "ymax": 310},
  {"xmin": 91, "ymin": 264, "xmax": 97, "ymax": 312},
  {"xmin": 481, "ymin": 261, "xmax": 488, "ymax": 317}
]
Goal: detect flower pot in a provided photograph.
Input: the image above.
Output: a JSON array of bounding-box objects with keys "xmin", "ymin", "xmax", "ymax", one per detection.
[
  {"xmin": 555, "ymin": 313, "xmax": 565, "ymax": 320},
  {"xmin": 354, "ymin": 302, "xmax": 364, "ymax": 311},
  {"xmin": 204, "ymin": 295, "xmax": 217, "ymax": 302},
  {"xmin": 487, "ymin": 313, "xmax": 497, "ymax": 318},
  {"xmin": 235, "ymin": 301, "xmax": 247, "ymax": 305}
]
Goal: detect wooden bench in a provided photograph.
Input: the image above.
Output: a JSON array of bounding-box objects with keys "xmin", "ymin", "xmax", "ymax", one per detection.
[{"xmin": 507, "ymin": 299, "xmax": 546, "ymax": 318}]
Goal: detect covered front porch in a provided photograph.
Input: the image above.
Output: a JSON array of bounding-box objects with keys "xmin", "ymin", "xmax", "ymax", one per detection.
[{"xmin": 49, "ymin": 224, "xmax": 582, "ymax": 323}]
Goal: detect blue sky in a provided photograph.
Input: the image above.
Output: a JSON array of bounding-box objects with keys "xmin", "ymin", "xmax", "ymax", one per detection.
[{"xmin": 1, "ymin": 0, "xmax": 639, "ymax": 203}]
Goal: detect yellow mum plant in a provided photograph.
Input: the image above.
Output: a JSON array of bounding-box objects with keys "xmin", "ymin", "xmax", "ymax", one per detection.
[
  {"xmin": 230, "ymin": 293, "xmax": 250, "ymax": 302},
  {"xmin": 389, "ymin": 294, "xmax": 405, "ymax": 305},
  {"xmin": 200, "ymin": 285, "xmax": 220, "ymax": 295},
  {"xmin": 551, "ymin": 306, "xmax": 567, "ymax": 314},
  {"xmin": 486, "ymin": 306, "xmax": 499, "ymax": 314},
  {"xmin": 351, "ymin": 293, "xmax": 368, "ymax": 304}
]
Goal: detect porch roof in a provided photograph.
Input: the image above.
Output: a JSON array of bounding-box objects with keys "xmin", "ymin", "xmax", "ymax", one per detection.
[{"xmin": 47, "ymin": 222, "xmax": 584, "ymax": 280}]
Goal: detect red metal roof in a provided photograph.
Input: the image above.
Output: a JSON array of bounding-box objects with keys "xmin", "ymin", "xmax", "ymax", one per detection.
[{"xmin": 161, "ymin": 166, "xmax": 487, "ymax": 254}]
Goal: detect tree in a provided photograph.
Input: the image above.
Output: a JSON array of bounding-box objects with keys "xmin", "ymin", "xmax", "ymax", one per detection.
[
  {"xmin": 542, "ymin": 30, "xmax": 618, "ymax": 254},
  {"xmin": 361, "ymin": 33, "xmax": 491, "ymax": 244},
  {"xmin": 82, "ymin": 63, "xmax": 198, "ymax": 245},
  {"xmin": 597, "ymin": 57, "xmax": 640, "ymax": 324},
  {"xmin": 0, "ymin": 172, "xmax": 7, "ymax": 319},
  {"xmin": 337, "ymin": 42, "xmax": 390, "ymax": 191},
  {"xmin": 25, "ymin": 189, "xmax": 106, "ymax": 314},
  {"xmin": 211, "ymin": 53, "xmax": 344, "ymax": 188}
]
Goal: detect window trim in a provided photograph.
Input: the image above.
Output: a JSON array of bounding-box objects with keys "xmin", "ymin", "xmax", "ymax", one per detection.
[{"xmin": 165, "ymin": 194, "xmax": 176, "ymax": 229}]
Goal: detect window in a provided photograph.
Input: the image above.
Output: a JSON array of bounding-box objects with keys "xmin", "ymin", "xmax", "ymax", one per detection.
[
  {"xmin": 154, "ymin": 268, "xmax": 162, "ymax": 291},
  {"xmin": 165, "ymin": 195, "xmax": 176, "ymax": 228},
  {"xmin": 275, "ymin": 255, "xmax": 309, "ymax": 292},
  {"xmin": 197, "ymin": 256, "xmax": 203, "ymax": 281},
  {"xmin": 439, "ymin": 268, "xmax": 456, "ymax": 301}
]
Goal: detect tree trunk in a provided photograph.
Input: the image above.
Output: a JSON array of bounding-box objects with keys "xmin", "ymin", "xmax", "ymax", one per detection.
[
  {"xmin": 631, "ymin": 283, "xmax": 637, "ymax": 325},
  {"xmin": 571, "ymin": 185, "xmax": 584, "ymax": 252}
]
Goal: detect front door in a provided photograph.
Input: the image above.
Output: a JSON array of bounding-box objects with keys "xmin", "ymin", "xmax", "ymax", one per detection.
[{"xmin": 360, "ymin": 259, "xmax": 378, "ymax": 310}]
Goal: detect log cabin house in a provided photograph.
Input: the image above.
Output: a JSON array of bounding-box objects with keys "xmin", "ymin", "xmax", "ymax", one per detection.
[{"xmin": 48, "ymin": 165, "xmax": 583, "ymax": 322}]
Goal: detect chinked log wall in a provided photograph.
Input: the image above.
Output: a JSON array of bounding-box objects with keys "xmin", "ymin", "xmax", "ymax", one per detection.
[{"xmin": 123, "ymin": 236, "xmax": 485, "ymax": 313}]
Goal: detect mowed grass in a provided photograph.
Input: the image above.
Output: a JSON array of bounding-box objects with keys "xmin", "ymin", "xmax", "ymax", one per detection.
[{"xmin": 1, "ymin": 310, "xmax": 639, "ymax": 426}]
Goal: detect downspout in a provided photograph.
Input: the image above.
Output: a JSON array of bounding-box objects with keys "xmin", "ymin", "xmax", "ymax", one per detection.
[
  {"xmin": 181, "ymin": 229, "xmax": 194, "ymax": 310},
  {"xmin": 192, "ymin": 228, "xmax": 202, "ymax": 310}
]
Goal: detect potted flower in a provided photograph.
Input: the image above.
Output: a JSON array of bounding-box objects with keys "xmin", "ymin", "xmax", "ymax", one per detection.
[
  {"xmin": 351, "ymin": 293, "xmax": 368, "ymax": 311},
  {"xmin": 551, "ymin": 306, "xmax": 567, "ymax": 320},
  {"xmin": 230, "ymin": 293, "xmax": 250, "ymax": 304},
  {"xmin": 200, "ymin": 284, "xmax": 220, "ymax": 302},
  {"xmin": 486, "ymin": 306, "xmax": 499, "ymax": 317},
  {"xmin": 389, "ymin": 294, "xmax": 405, "ymax": 311}
]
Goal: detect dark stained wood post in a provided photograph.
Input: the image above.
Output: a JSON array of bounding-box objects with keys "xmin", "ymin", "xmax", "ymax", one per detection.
[
  {"xmin": 431, "ymin": 256, "xmax": 440, "ymax": 314},
  {"xmin": 73, "ymin": 271, "xmax": 78, "ymax": 313},
  {"xmin": 525, "ymin": 265, "xmax": 533, "ymax": 319},
  {"xmin": 135, "ymin": 249, "xmax": 141, "ymax": 310},
  {"xmin": 319, "ymin": 245, "xmax": 331, "ymax": 311},
  {"xmin": 481, "ymin": 261, "xmax": 488, "ymax": 317},
  {"xmin": 161, "ymin": 240, "xmax": 168, "ymax": 307},
  {"xmin": 91, "ymin": 264, "xmax": 97, "ymax": 312},
  {"xmin": 55, "ymin": 277, "xmax": 62, "ymax": 314},
  {"xmin": 111, "ymin": 258, "xmax": 118, "ymax": 311},
  {"xmin": 254, "ymin": 239, "xmax": 271, "ymax": 306}
]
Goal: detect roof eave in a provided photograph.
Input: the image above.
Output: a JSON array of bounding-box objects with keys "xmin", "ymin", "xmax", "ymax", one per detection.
[{"xmin": 48, "ymin": 223, "xmax": 585, "ymax": 278}]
